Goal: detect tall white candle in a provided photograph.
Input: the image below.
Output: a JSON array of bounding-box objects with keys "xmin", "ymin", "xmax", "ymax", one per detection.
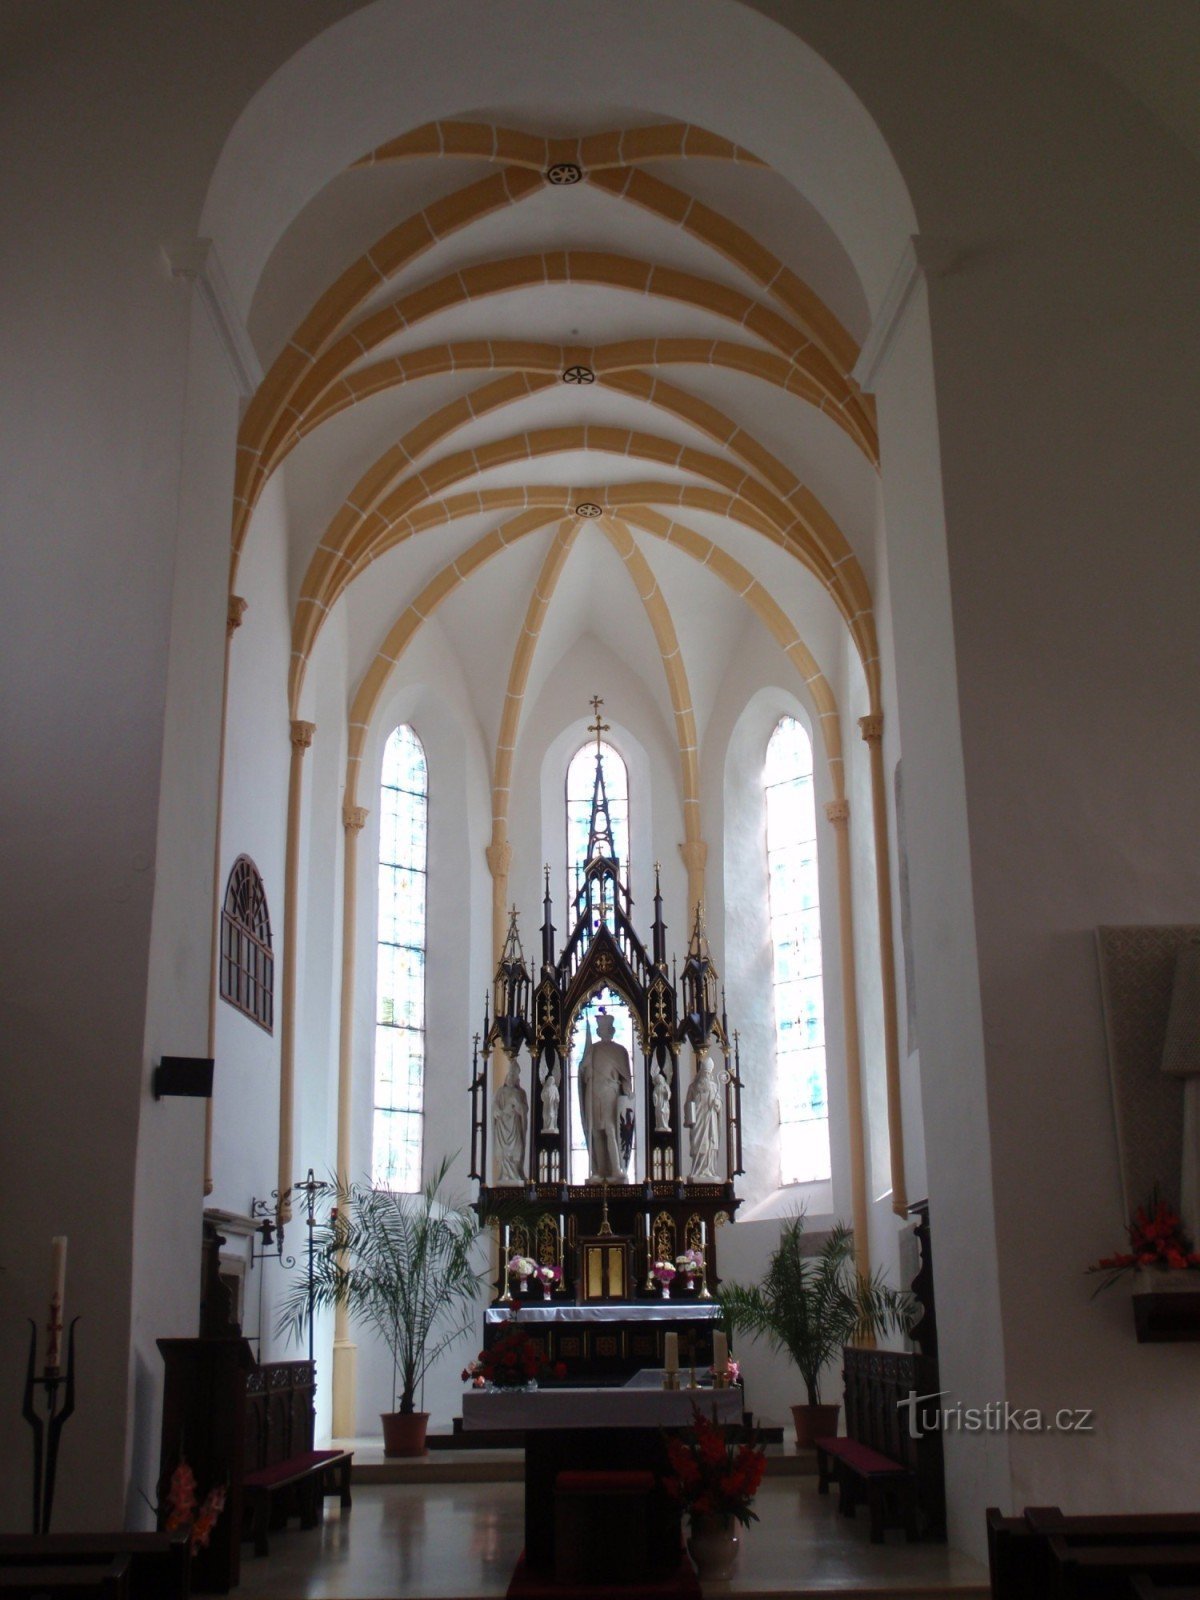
[
  {"xmin": 47, "ymin": 1236, "xmax": 67, "ymax": 1368},
  {"xmin": 701, "ymin": 1219, "xmax": 707, "ymax": 1248},
  {"xmin": 712, "ymin": 1330, "xmax": 729, "ymax": 1374},
  {"xmin": 664, "ymin": 1332, "xmax": 679, "ymax": 1373}
]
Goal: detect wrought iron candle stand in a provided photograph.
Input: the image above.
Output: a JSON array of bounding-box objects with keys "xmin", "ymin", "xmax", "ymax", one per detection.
[{"xmin": 21, "ymin": 1316, "xmax": 79, "ymax": 1534}]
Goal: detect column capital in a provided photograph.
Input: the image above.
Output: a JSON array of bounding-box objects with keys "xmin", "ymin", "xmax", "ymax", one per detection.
[
  {"xmin": 824, "ymin": 798, "xmax": 851, "ymax": 825},
  {"xmin": 227, "ymin": 594, "xmax": 248, "ymax": 636},
  {"xmin": 290, "ymin": 719, "xmax": 316, "ymax": 750},
  {"xmin": 858, "ymin": 713, "xmax": 884, "ymax": 743},
  {"xmin": 343, "ymin": 804, "xmax": 369, "ymax": 832},
  {"xmin": 486, "ymin": 839, "xmax": 513, "ymax": 879}
]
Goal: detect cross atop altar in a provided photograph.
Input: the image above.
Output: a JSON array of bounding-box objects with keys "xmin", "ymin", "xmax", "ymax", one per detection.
[{"xmin": 468, "ymin": 697, "xmax": 744, "ymax": 1308}]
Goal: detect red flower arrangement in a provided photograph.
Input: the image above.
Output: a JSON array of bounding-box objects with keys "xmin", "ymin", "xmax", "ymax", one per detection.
[
  {"xmin": 1088, "ymin": 1191, "xmax": 1200, "ymax": 1294},
  {"xmin": 663, "ymin": 1406, "xmax": 767, "ymax": 1528},
  {"xmin": 462, "ymin": 1316, "xmax": 567, "ymax": 1389},
  {"xmin": 162, "ymin": 1459, "xmax": 227, "ymax": 1553}
]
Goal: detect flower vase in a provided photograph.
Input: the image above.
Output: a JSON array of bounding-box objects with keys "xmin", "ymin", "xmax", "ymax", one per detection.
[
  {"xmin": 661, "ymin": 1284, "xmax": 671, "ymax": 1300},
  {"xmin": 542, "ymin": 1285, "xmax": 552, "ymax": 1302},
  {"xmin": 519, "ymin": 1275, "xmax": 530, "ymax": 1296},
  {"xmin": 688, "ymin": 1513, "xmax": 740, "ymax": 1579}
]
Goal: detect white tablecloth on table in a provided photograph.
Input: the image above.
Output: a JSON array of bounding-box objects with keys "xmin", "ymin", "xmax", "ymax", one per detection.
[
  {"xmin": 461, "ymin": 1383, "xmax": 742, "ymax": 1431},
  {"xmin": 484, "ymin": 1301, "xmax": 720, "ymax": 1323}
]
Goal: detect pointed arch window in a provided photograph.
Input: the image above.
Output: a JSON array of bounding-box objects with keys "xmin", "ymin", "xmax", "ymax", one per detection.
[
  {"xmin": 564, "ymin": 737, "xmax": 633, "ymax": 1183},
  {"xmin": 765, "ymin": 716, "xmax": 831, "ymax": 1184},
  {"xmin": 220, "ymin": 855, "xmax": 274, "ymax": 1031},
  {"xmin": 566, "ymin": 740, "xmax": 629, "ymax": 897},
  {"xmin": 374, "ymin": 725, "xmax": 428, "ymax": 1192}
]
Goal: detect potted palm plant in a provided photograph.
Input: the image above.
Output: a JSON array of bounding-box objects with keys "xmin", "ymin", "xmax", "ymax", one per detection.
[
  {"xmin": 278, "ymin": 1156, "xmax": 485, "ymax": 1456},
  {"xmin": 719, "ymin": 1214, "xmax": 913, "ymax": 1447}
]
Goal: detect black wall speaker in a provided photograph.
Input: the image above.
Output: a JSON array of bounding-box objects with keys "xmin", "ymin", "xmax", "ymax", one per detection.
[{"xmin": 153, "ymin": 1056, "xmax": 215, "ymax": 1100}]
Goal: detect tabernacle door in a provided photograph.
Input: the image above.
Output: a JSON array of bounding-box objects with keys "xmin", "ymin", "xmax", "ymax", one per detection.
[{"xmin": 579, "ymin": 1234, "xmax": 632, "ymax": 1301}]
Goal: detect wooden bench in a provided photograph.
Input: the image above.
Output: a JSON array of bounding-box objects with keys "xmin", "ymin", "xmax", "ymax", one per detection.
[
  {"xmin": 242, "ymin": 1447, "xmax": 352, "ymax": 1557},
  {"xmin": 159, "ymin": 1335, "xmax": 353, "ymax": 1589},
  {"xmin": 0, "ymin": 1534, "xmax": 188, "ymax": 1600},
  {"xmin": 810, "ymin": 1343, "xmax": 943, "ymax": 1544},
  {"xmin": 987, "ymin": 1507, "xmax": 1200, "ymax": 1598},
  {"xmin": 815, "ymin": 1435, "xmax": 918, "ymax": 1543},
  {"xmin": 239, "ymin": 1364, "xmax": 352, "ymax": 1557},
  {"xmin": 1130, "ymin": 1577, "xmax": 1200, "ymax": 1599}
]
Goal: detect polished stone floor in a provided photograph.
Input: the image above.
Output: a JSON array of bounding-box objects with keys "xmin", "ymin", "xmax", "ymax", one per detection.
[{"xmin": 235, "ymin": 1478, "xmax": 989, "ymax": 1598}]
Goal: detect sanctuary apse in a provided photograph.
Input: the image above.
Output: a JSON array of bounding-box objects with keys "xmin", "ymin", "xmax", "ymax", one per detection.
[{"xmin": 472, "ymin": 701, "xmax": 743, "ymax": 1339}]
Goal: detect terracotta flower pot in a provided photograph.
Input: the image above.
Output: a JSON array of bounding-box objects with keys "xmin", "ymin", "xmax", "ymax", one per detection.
[
  {"xmin": 381, "ymin": 1410, "xmax": 429, "ymax": 1457},
  {"xmin": 791, "ymin": 1402, "xmax": 840, "ymax": 1449}
]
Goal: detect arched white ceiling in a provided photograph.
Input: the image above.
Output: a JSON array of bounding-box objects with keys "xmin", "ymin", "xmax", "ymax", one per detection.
[{"xmin": 216, "ymin": 0, "xmax": 924, "ymax": 870}]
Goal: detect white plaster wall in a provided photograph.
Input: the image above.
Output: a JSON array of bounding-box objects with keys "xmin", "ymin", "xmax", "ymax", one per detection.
[
  {"xmin": 129, "ymin": 291, "xmax": 239, "ymax": 1524},
  {"xmin": 210, "ymin": 477, "xmax": 293, "ymax": 1220},
  {"xmin": 0, "ymin": 4, "xmax": 345, "ymax": 1529}
]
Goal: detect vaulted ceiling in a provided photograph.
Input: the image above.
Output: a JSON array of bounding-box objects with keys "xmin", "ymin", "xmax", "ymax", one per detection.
[{"xmin": 235, "ymin": 114, "xmax": 884, "ymax": 832}]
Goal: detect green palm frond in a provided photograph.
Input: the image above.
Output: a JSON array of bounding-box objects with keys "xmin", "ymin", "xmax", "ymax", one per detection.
[
  {"xmin": 718, "ymin": 1211, "xmax": 914, "ymax": 1405},
  {"xmin": 276, "ymin": 1155, "xmax": 486, "ymax": 1412}
]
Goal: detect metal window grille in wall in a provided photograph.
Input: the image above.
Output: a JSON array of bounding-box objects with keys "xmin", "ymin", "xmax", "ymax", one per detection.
[
  {"xmin": 765, "ymin": 716, "xmax": 831, "ymax": 1185},
  {"xmin": 566, "ymin": 739, "xmax": 629, "ymax": 898},
  {"xmin": 374, "ymin": 725, "xmax": 428, "ymax": 1193},
  {"xmin": 220, "ymin": 855, "xmax": 274, "ymax": 1031}
]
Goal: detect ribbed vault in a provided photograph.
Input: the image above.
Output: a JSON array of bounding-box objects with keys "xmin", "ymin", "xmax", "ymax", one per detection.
[{"xmin": 226, "ymin": 112, "xmax": 906, "ymax": 1241}]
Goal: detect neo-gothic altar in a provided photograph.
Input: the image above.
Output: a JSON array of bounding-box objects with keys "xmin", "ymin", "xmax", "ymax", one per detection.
[{"xmin": 469, "ymin": 700, "xmax": 744, "ymax": 1348}]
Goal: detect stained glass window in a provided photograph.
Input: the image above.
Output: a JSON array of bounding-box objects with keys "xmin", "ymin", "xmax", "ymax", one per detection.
[
  {"xmin": 374, "ymin": 725, "xmax": 428, "ymax": 1192},
  {"xmin": 766, "ymin": 716, "xmax": 831, "ymax": 1184},
  {"xmin": 566, "ymin": 740, "xmax": 629, "ymax": 898}
]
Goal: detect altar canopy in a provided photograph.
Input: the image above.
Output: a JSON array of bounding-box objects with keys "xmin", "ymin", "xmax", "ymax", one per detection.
[{"xmin": 470, "ymin": 699, "xmax": 744, "ymax": 1311}]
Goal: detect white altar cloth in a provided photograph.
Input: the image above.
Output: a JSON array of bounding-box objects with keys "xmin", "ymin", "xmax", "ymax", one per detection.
[
  {"xmin": 462, "ymin": 1382, "xmax": 742, "ymax": 1431},
  {"xmin": 484, "ymin": 1301, "xmax": 720, "ymax": 1323}
]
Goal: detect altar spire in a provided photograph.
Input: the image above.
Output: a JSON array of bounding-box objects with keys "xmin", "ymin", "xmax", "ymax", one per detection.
[{"xmin": 585, "ymin": 694, "xmax": 616, "ymax": 864}]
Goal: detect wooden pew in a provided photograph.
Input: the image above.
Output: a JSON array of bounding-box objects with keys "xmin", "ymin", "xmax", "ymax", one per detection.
[
  {"xmin": 159, "ymin": 1340, "xmax": 352, "ymax": 1591},
  {"xmin": 0, "ymin": 1561, "xmax": 128, "ymax": 1598},
  {"xmin": 239, "ymin": 1362, "xmax": 352, "ymax": 1557},
  {"xmin": 987, "ymin": 1507, "xmax": 1200, "ymax": 1598},
  {"xmin": 814, "ymin": 1346, "xmax": 945, "ymax": 1542},
  {"xmin": 0, "ymin": 1533, "xmax": 188, "ymax": 1600}
]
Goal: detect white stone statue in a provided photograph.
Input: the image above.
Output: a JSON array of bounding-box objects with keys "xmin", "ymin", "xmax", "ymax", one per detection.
[
  {"xmin": 492, "ymin": 1055, "xmax": 528, "ymax": 1183},
  {"xmin": 651, "ymin": 1057, "xmax": 673, "ymax": 1132},
  {"xmin": 1162, "ymin": 940, "xmax": 1200, "ymax": 1246},
  {"xmin": 578, "ymin": 1012, "xmax": 634, "ymax": 1181},
  {"xmin": 684, "ymin": 1037, "xmax": 723, "ymax": 1181},
  {"xmin": 539, "ymin": 1056, "xmax": 561, "ymax": 1135}
]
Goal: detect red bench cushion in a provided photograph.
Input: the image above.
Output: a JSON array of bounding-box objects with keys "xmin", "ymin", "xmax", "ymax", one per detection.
[
  {"xmin": 814, "ymin": 1438, "xmax": 907, "ymax": 1476},
  {"xmin": 556, "ymin": 1470, "xmax": 656, "ymax": 1494},
  {"xmin": 243, "ymin": 1449, "xmax": 346, "ymax": 1489}
]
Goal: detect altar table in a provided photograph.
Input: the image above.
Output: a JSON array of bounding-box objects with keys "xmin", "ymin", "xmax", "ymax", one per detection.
[
  {"xmin": 483, "ymin": 1299, "xmax": 722, "ymax": 1383},
  {"xmin": 461, "ymin": 1380, "xmax": 742, "ymax": 1432},
  {"xmin": 464, "ymin": 1380, "xmax": 743, "ymax": 1573}
]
